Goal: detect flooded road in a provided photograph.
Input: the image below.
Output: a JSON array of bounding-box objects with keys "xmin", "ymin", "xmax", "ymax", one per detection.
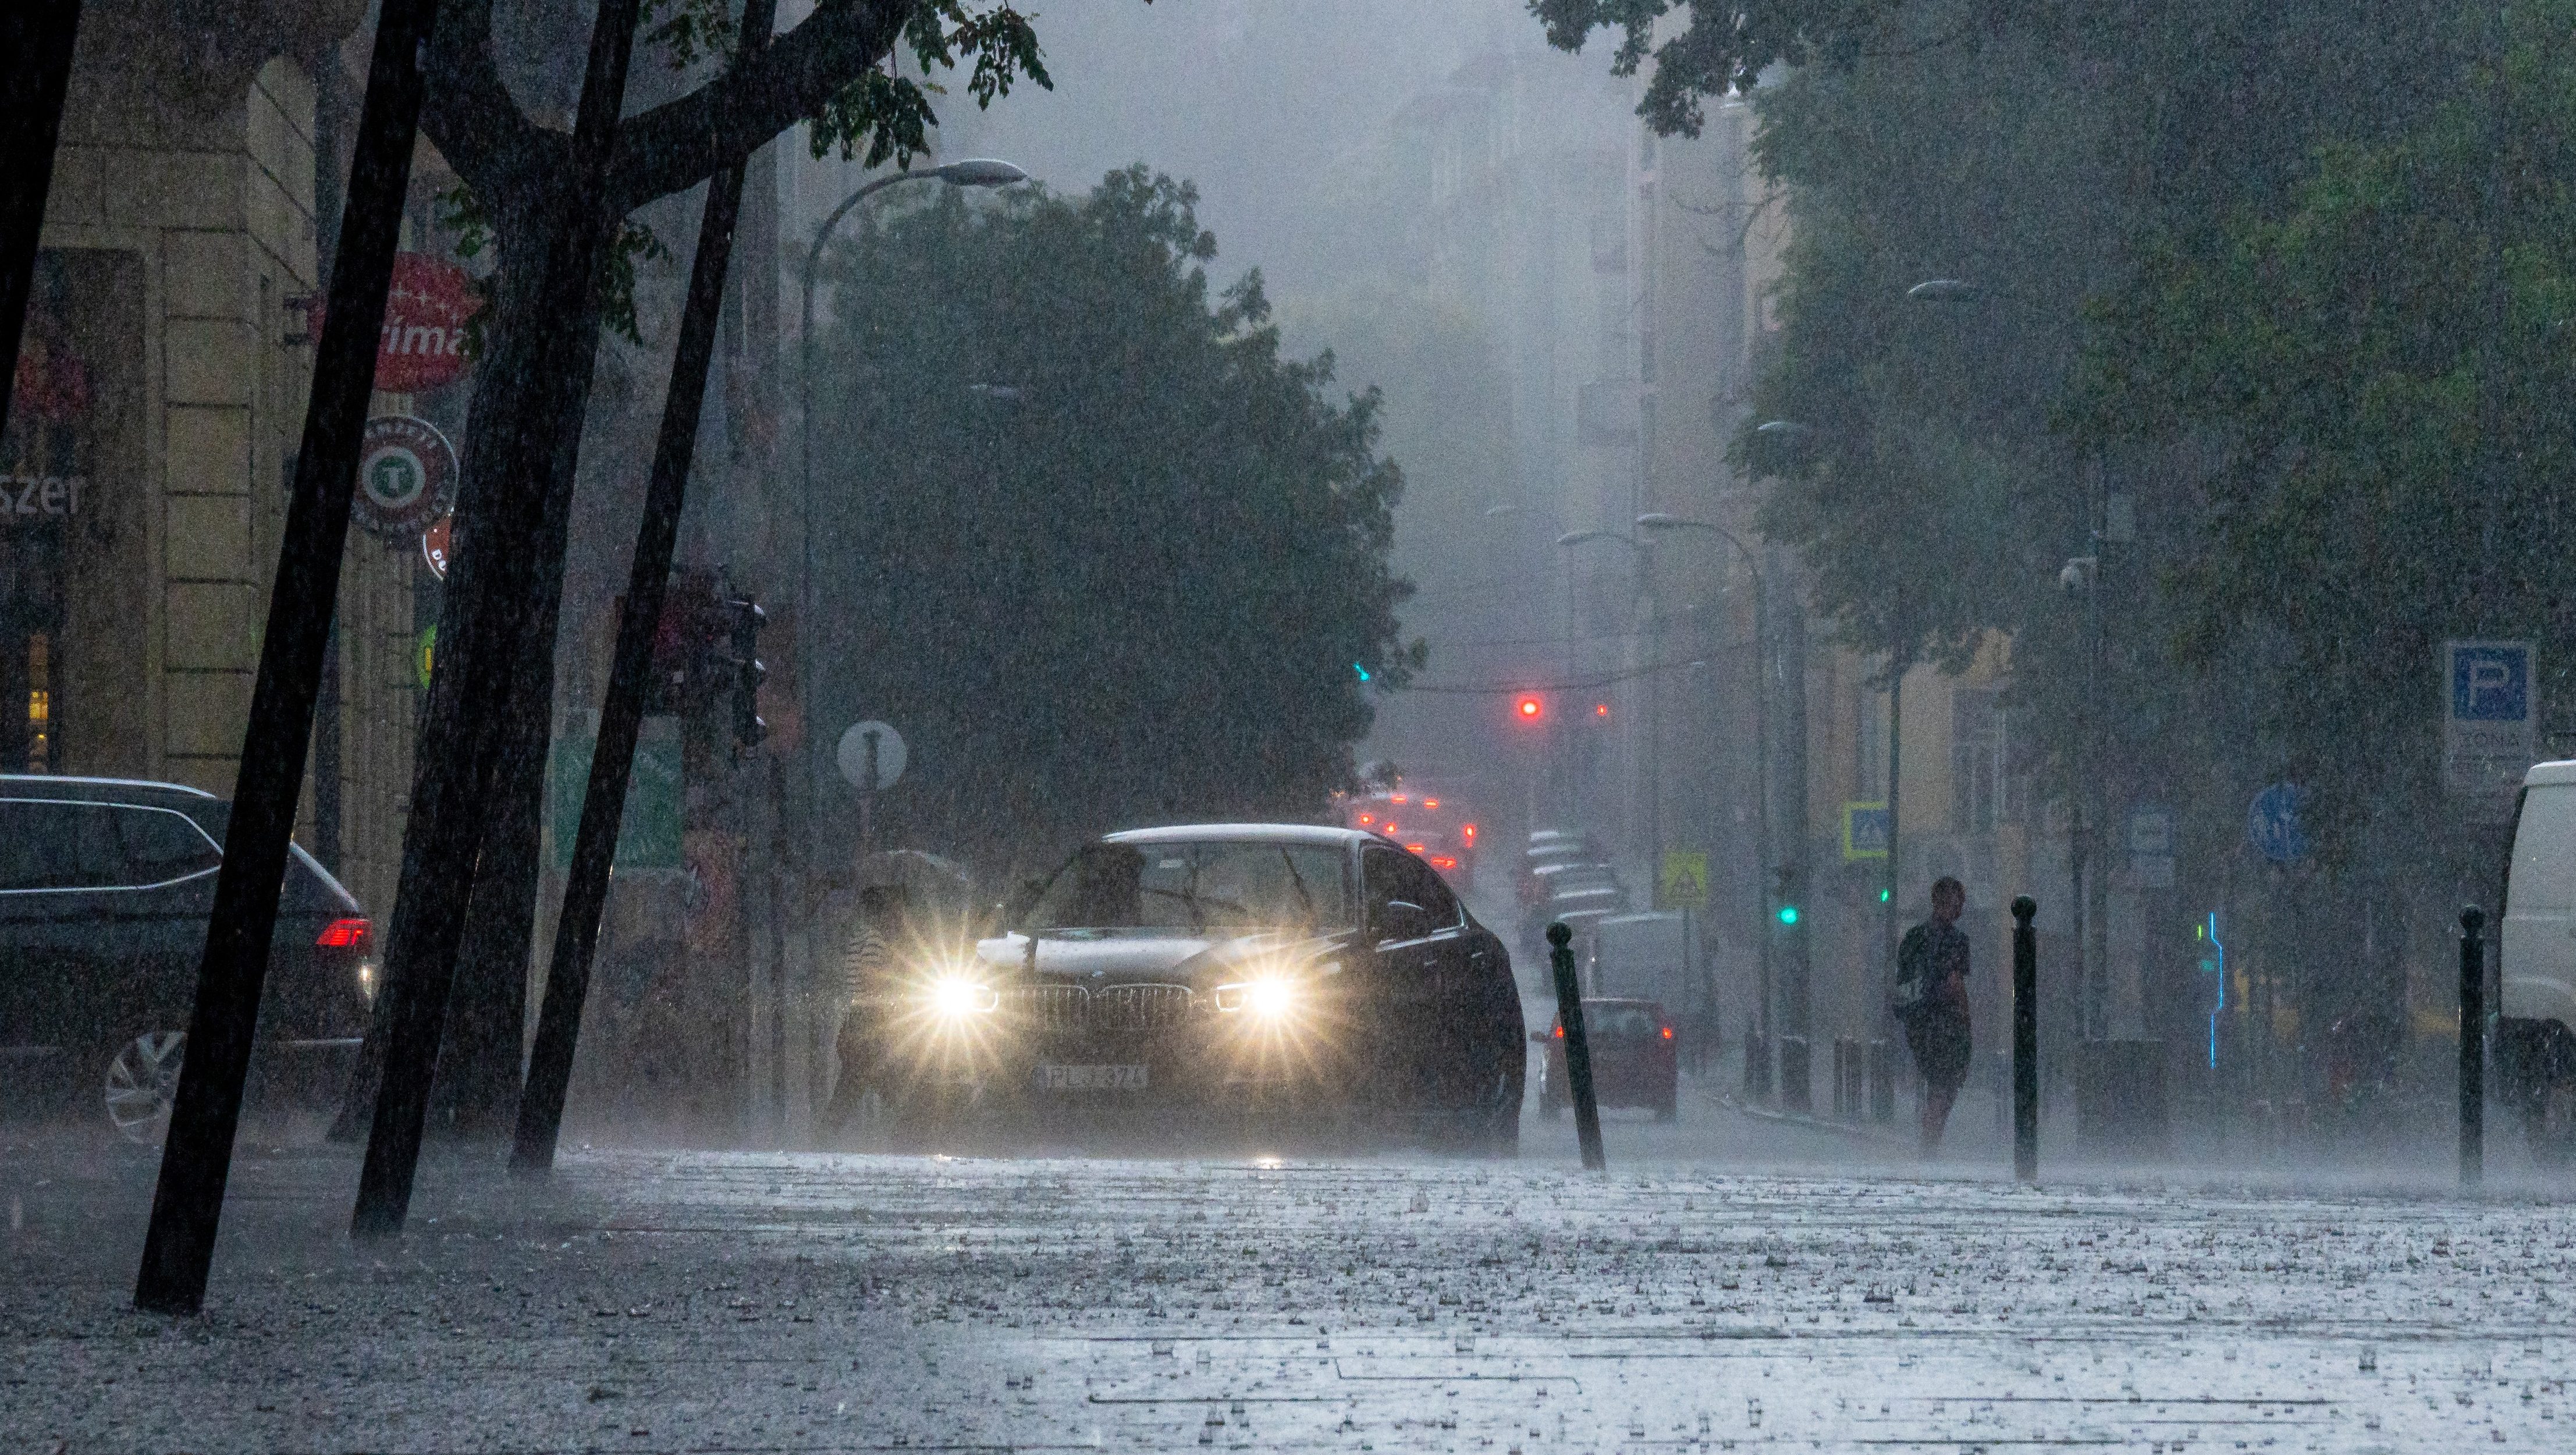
[{"xmin": 8, "ymin": 1108, "xmax": 2571, "ymax": 1452}]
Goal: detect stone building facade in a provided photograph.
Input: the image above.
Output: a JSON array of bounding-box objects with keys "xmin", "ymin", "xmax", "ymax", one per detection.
[{"xmin": 14, "ymin": 2, "xmax": 418, "ymax": 911}]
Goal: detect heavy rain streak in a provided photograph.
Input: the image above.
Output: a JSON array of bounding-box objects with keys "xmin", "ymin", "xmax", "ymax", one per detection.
[{"xmin": 8, "ymin": 1, "xmax": 2576, "ymax": 1449}]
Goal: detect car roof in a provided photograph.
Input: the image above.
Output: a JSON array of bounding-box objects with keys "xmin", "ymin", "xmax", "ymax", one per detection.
[
  {"xmin": 0, "ymin": 775, "xmax": 220, "ymax": 804},
  {"xmin": 1104, "ymin": 823, "xmax": 1366, "ymax": 849},
  {"xmin": 2526, "ymin": 760, "xmax": 2576, "ymax": 787}
]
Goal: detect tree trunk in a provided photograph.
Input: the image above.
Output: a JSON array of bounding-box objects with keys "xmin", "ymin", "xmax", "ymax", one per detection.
[{"xmin": 431, "ymin": 386, "xmax": 594, "ymax": 1137}]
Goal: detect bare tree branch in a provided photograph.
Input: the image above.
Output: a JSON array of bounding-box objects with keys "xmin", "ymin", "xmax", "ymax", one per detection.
[
  {"xmin": 419, "ymin": 0, "xmax": 559, "ymax": 212},
  {"xmin": 606, "ymin": 0, "xmax": 913, "ymax": 214}
]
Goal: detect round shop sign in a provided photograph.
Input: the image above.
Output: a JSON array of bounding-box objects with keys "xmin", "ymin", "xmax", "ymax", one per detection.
[
  {"xmin": 420, "ymin": 512, "xmax": 453, "ymax": 579},
  {"xmin": 353, "ymin": 415, "xmax": 457, "ymax": 540}
]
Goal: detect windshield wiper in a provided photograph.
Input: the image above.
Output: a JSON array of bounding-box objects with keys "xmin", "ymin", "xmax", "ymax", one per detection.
[{"xmin": 1278, "ymin": 850, "xmax": 1317, "ymax": 924}]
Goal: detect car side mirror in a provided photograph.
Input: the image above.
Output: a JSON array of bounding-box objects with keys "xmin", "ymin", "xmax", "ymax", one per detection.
[{"xmin": 1376, "ymin": 899, "xmax": 1434, "ymax": 943}]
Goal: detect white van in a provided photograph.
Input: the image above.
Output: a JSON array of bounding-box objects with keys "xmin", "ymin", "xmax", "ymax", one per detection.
[{"xmin": 2499, "ymin": 761, "xmax": 2576, "ymax": 1163}]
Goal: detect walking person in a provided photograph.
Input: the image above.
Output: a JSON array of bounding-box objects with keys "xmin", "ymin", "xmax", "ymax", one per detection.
[
  {"xmin": 1893, "ymin": 875, "xmax": 1974, "ymax": 1155},
  {"xmin": 819, "ymin": 883, "xmax": 912, "ymax": 1143}
]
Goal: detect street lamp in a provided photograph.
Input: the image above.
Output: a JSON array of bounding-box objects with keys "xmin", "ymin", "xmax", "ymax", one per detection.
[
  {"xmin": 1906, "ymin": 274, "xmax": 2115, "ymax": 1037},
  {"xmin": 1555, "ymin": 528, "xmax": 1652, "ymax": 857},
  {"xmin": 797, "ymin": 157, "xmax": 1028, "ymax": 818},
  {"xmin": 1637, "ymin": 512, "xmax": 1776, "ymax": 1093}
]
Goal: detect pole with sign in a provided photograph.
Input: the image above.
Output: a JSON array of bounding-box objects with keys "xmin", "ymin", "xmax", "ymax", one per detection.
[
  {"xmin": 837, "ymin": 720, "xmax": 908, "ymax": 863},
  {"xmin": 2442, "ymin": 640, "xmax": 2537, "ymax": 819}
]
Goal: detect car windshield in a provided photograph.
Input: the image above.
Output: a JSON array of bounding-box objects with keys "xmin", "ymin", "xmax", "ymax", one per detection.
[
  {"xmin": 1589, "ymin": 1006, "xmax": 1662, "ymax": 1041},
  {"xmin": 1026, "ymin": 840, "xmax": 1350, "ymax": 934}
]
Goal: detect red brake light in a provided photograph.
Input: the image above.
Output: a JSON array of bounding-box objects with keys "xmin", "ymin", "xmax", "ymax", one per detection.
[
  {"xmin": 317, "ymin": 917, "xmax": 372, "ymax": 950},
  {"xmin": 1423, "ymin": 797, "xmax": 1440, "ymax": 809},
  {"xmin": 1405, "ymin": 843, "xmax": 1427, "ymax": 854},
  {"xmin": 1461, "ymin": 822, "xmax": 1477, "ymax": 843},
  {"xmin": 1390, "ymin": 793, "xmax": 1409, "ymax": 804},
  {"xmin": 1357, "ymin": 812, "xmax": 1375, "ymax": 825},
  {"xmin": 1661, "ymin": 1025, "xmax": 1675, "ymax": 1041},
  {"xmin": 1552, "ymin": 1025, "xmax": 1564, "ymax": 1039},
  {"xmin": 1430, "ymin": 856, "xmax": 1458, "ymax": 870}
]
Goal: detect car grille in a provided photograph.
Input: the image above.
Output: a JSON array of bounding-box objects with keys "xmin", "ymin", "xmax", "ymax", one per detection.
[
  {"xmin": 997, "ymin": 982, "xmax": 1201, "ymax": 1033},
  {"xmin": 1093, "ymin": 983, "xmax": 1198, "ymax": 1030},
  {"xmin": 1001, "ymin": 983, "xmax": 1090, "ymax": 1031}
]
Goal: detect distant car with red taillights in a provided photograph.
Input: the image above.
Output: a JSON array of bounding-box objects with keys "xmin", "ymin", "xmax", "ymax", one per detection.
[
  {"xmin": 1534, "ymin": 996, "xmax": 1678, "ymax": 1120},
  {"xmin": 1341, "ymin": 789, "xmax": 1479, "ymax": 888},
  {"xmin": 0, "ymin": 776, "xmax": 374, "ymax": 1142}
]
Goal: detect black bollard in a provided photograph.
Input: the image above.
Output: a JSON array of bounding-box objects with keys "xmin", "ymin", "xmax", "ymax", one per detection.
[
  {"xmin": 1547, "ymin": 922, "xmax": 1606, "ymax": 1172},
  {"xmin": 2012, "ymin": 895, "xmax": 2038, "ymax": 1183},
  {"xmin": 2459, "ymin": 904, "xmax": 2485, "ymax": 1193}
]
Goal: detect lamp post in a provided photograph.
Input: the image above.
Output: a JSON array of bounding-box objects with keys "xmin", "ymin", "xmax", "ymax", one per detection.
[
  {"xmin": 1557, "ymin": 528, "xmax": 1651, "ymax": 859},
  {"xmin": 1637, "ymin": 512, "xmax": 1774, "ymax": 1092},
  {"xmin": 798, "ymin": 157, "xmax": 1026, "ymax": 821}
]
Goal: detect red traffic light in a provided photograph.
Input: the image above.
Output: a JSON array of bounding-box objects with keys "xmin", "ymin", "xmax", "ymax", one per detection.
[{"xmin": 1515, "ymin": 695, "xmax": 1544, "ymax": 721}]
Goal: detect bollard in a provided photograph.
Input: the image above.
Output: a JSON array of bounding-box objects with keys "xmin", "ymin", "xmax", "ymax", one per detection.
[
  {"xmin": 1547, "ymin": 922, "xmax": 1607, "ymax": 1172},
  {"xmin": 2460, "ymin": 904, "xmax": 2485, "ymax": 1193},
  {"xmin": 1868, "ymin": 1038, "xmax": 1896, "ymax": 1124},
  {"xmin": 2012, "ymin": 895, "xmax": 2039, "ymax": 1183}
]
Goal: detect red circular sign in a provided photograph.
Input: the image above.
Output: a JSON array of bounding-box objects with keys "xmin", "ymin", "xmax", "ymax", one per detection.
[
  {"xmin": 421, "ymin": 513, "xmax": 453, "ymax": 579},
  {"xmin": 310, "ymin": 253, "xmax": 479, "ymax": 393}
]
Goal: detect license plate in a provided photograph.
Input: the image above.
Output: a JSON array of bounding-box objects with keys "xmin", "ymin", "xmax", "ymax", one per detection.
[{"xmin": 1032, "ymin": 1063, "xmax": 1149, "ymax": 1092}]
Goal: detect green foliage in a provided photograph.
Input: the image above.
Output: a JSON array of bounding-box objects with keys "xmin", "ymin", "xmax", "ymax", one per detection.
[
  {"xmin": 1534, "ymin": 1, "xmax": 2046, "ymax": 135},
  {"xmin": 2073, "ymin": 1, "xmax": 2576, "ymax": 851},
  {"xmin": 432, "ymin": 182, "xmax": 496, "ymax": 360},
  {"xmin": 808, "ymin": 2, "xmax": 1051, "ymax": 169},
  {"xmin": 596, "ymin": 220, "xmax": 671, "ymax": 346},
  {"xmin": 1710, "ymin": 0, "xmax": 2473, "ymax": 877},
  {"xmin": 644, "ymin": 0, "xmax": 736, "ymax": 66},
  {"xmin": 808, "ymin": 168, "xmax": 1414, "ymax": 869}
]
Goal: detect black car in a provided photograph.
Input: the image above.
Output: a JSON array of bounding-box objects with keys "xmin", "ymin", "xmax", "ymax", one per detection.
[
  {"xmin": 0, "ymin": 776, "xmax": 374, "ymax": 1142},
  {"xmin": 836, "ymin": 824, "xmax": 1525, "ymax": 1152}
]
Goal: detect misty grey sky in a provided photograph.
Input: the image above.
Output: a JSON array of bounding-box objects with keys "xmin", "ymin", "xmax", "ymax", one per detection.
[{"xmin": 921, "ymin": 0, "xmax": 1597, "ymax": 320}]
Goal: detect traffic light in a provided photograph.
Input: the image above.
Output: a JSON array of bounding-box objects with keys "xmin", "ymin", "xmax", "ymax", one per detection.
[
  {"xmin": 722, "ymin": 595, "xmax": 766, "ymax": 749},
  {"xmin": 1771, "ymin": 865, "xmax": 1805, "ymax": 931}
]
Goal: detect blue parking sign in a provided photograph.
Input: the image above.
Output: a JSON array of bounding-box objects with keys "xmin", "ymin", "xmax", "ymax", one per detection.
[
  {"xmin": 2451, "ymin": 644, "xmax": 2529, "ymax": 722},
  {"xmin": 2442, "ymin": 639, "xmax": 2538, "ymax": 803}
]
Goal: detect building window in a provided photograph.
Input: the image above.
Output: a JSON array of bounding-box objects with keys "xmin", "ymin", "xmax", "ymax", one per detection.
[{"xmin": 1951, "ymin": 686, "xmax": 2018, "ymax": 833}]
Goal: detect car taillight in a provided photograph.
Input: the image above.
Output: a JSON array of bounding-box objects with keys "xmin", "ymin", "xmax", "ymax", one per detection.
[
  {"xmin": 1552, "ymin": 1025, "xmax": 1564, "ymax": 1039},
  {"xmin": 1461, "ymin": 822, "xmax": 1477, "ymax": 844},
  {"xmin": 1661, "ymin": 1025, "xmax": 1675, "ymax": 1040},
  {"xmin": 1430, "ymin": 856, "xmax": 1458, "ymax": 870},
  {"xmin": 317, "ymin": 917, "xmax": 371, "ymax": 950},
  {"xmin": 1404, "ymin": 843, "xmax": 1427, "ymax": 854}
]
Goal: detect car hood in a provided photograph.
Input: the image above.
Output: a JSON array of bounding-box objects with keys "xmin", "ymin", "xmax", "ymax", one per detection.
[{"xmin": 977, "ymin": 928, "xmax": 1352, "ymax": 987}]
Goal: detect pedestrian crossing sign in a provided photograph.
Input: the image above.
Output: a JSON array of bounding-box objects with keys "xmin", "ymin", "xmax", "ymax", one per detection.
[{"xmin": 1657, "ymin": 849, "xmax": 1710, "ymax": 911}]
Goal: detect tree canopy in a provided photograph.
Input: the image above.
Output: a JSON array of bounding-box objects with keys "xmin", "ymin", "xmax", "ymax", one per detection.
[{"xmin": 809, "ymin": 168, "xmax": 1418, "ymax": 872}]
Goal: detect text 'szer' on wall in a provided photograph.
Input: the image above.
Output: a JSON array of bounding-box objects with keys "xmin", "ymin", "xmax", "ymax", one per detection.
[{"xmin": 0, "ymin": 474, "xmax": 85, "ymax": 520}]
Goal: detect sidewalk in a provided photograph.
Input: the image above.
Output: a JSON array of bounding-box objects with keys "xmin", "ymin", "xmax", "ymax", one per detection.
[{"xmin": 9, "ymin": 1127, "xmax": 2575, "ymax": 1452}]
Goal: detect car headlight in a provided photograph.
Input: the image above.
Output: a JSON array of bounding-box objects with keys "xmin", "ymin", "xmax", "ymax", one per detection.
[
  {"xmin": 1215, "ymin": 977, "xmax": 1297, "ymax": 1018},
  {"xmin": 927, "ymin": 975, "xmax": 999, "ymax": 1017}
]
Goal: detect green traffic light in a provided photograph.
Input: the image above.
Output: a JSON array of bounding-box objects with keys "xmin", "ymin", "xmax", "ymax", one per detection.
[
  {"xmin": 1776, "ymin": 905, "xmax": 1799, "ymax": 926},
  {"xmin": 1879, "ymin": 888, "xmax": 1891, "ymax": 903}
]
